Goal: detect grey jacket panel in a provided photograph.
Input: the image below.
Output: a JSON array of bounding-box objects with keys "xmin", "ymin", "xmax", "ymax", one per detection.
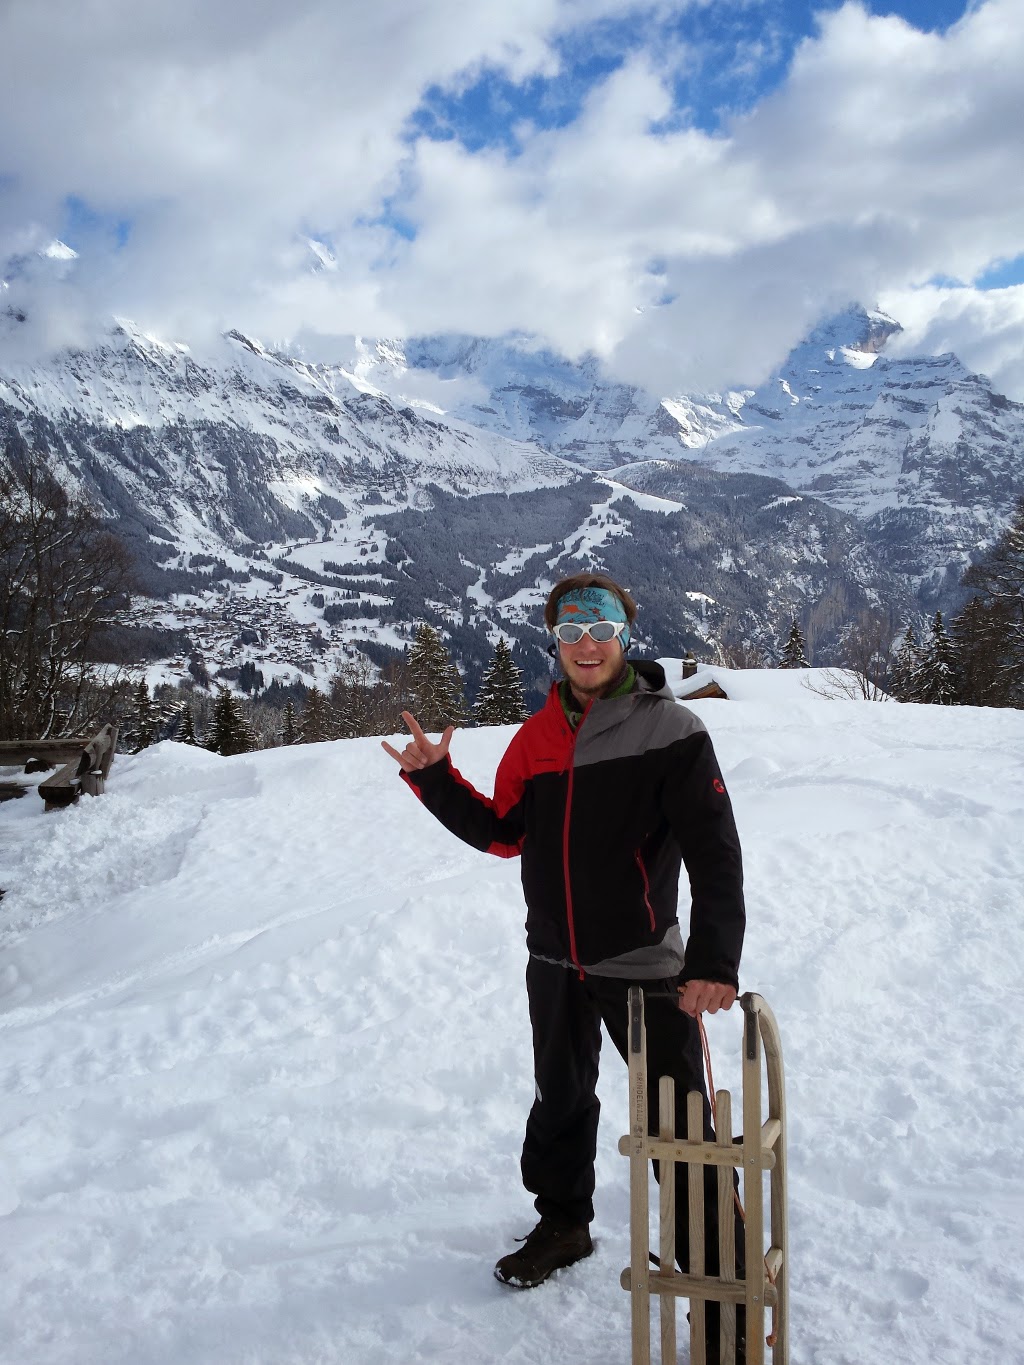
[{"xmin": 574, "ymin": 670, "xmax": 707, "ymax": 770}]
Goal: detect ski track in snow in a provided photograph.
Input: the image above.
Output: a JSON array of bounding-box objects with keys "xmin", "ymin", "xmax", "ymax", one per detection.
[{"xmin": 1, "ymin": 695, "xmax": 1023, "ymax": 1364}]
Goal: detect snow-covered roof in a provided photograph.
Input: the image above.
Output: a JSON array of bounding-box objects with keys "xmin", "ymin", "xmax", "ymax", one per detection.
[{"xmin": 657, "ymin": 659, "xmax": 883, "ymax": 702}]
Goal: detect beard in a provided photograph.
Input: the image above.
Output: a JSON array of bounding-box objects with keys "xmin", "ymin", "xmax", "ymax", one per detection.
[{"xmin": 565, "ymin": 657, "xmax": 628, "ymax": 702}]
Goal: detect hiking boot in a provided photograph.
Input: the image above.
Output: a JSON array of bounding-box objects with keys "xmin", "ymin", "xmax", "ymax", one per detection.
[{"xmin": 493, "ymin": 1217, "xmax": 593, "ymax": 1288}]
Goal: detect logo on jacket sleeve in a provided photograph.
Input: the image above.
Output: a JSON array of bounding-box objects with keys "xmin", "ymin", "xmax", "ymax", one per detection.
[{"xmin": 713, "ymin": 778, "xmax": 725, "ymax": 794}]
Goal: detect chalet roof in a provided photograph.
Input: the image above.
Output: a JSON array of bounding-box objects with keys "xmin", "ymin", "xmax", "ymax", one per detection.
[{"xmin": 657, "ymin": 660, "xmax": 884, "ymax": 704}]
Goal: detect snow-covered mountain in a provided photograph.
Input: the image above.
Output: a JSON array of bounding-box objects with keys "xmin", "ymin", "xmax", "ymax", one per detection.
[
  {"xmin": 691, "ymin": 307, "xmax": 1024, "ymax": 591},
  {"xmin": 0, "ymin": 321, "xmax": 573, "ymax": 517},
  {"xmin": 360, "ymin": 332, "xmax": 749, "ymax": 466},
  {"xmin": 2, "ymin": 253, "xmax": 1021, "ymax": 692},
  {"xmin": 384, "ymin": 308, "xmax": 1024, "ymax": 590}
]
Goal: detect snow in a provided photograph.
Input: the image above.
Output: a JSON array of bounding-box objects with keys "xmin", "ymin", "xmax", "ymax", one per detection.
[
  {"xmin": 43, "ymin": 240, "xmax": 78, "ymax": 261},
  {"xmin": 2, "ymin": 693, "xmax": 1023, "ymax": 1364},
  {"xmin": 838, "ymin": 346, "xmax": 877, "ymax": 370},
  {"xmin": 600, "ymin": 477, "xmax": 684, "ymax": 514},
  {"xmin": 760, "ymin": 496, "xmax": 803, "ymax": 512},
  {"xmin": 663, "ymin": 662, "xmax": 874, "ymax": 703}
]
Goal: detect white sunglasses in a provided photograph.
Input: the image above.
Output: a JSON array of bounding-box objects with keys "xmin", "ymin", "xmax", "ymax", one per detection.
[{"xmin": 552, "ymin": 620, "xmax": 627, "ymax": 644}]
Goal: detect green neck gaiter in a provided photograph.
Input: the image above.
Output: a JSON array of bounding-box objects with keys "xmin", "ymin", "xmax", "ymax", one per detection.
[{"xmin": 559, "ymin": 663, "xmax": 636, "ymax": 730}]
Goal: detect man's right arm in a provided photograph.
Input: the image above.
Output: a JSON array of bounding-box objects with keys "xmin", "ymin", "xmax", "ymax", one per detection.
[
  {"xmin": 383, "ymin": 712, "xmax": 527, "ymax": 858},
  {"xmin": 403, "ymin": 749, "xmax": 526, "ymax": 859}
]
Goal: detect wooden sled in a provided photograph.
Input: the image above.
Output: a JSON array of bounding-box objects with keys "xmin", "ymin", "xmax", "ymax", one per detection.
[{"xmin": 618, "ymin": 989, "xmax": 789, "ymax": 1365}]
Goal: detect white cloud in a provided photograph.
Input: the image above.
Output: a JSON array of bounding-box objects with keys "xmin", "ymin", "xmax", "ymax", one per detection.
[
  {"xmin": 0, "ymin": 0, "xmax": 605, "ymax": 339},
  {"xmin": 379, "ymin": 0, "xmax": 1024, "ymax": 392},
  {"xmin": 2, "ymin": 0, "xmax": 1023, "ymax": 395},
  {"xmin": 880, "ymin": 283, "xmax": 1024, "ymax": 400}
]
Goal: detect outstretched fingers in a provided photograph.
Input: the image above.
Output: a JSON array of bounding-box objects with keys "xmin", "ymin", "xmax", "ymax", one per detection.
[
  {"xmin": 380, "ymin": 739, "xmax": 411, "ymax": 769},
  {"xmin": 380, "ymin": 713, "xmax": 455, "ymax": 771},
  {"xmin": 401, "ymin": 711, "xmax": 428, "ymax": 745}
]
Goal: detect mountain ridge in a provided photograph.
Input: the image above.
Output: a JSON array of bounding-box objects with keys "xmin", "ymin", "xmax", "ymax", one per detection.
[{"xmin": 2, "ymin": 277, "xmax": 1021, "ymax": 696}]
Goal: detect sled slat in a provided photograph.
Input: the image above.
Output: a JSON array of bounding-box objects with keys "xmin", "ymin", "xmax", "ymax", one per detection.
[
  {"xmin": 717, "ymin": 1089, "xmax": 738, "ymax": 1365},
  {"xmin": 627, "ymin": 988, "xmax": 652, "ymax": 1365},
  {"xmin": 637, "ymin": 1273, "xmax": 777, "ymax": 1308},
  {"xmin": 658, "ymin": 1077, "xmax": 676, "ymax": 1365},
  {"xmin": 643, "ymin": 1138, "xmax": 773, "ymax": 1170},
  {"xmin": 687, "ymin": 1090, "xmax": 706, "ymax": 1365},
  {"xmin": 762, "ymin": 1118, "xmax": 782, "ymax": 1150}
]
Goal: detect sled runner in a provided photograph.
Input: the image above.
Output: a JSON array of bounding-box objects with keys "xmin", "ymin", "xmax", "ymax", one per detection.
[{"xmin": 619, "ymin": 990, "xmax": 789, "ymax": 1365}]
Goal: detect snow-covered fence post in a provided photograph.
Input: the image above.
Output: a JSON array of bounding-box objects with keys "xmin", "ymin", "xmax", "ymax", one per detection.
[{"xmin": 619, "ymin": 990, "xmax": 789, "ymax": 1365}]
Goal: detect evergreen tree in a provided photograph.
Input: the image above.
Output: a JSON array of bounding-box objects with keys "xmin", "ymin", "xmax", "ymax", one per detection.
[
  {"xmin": 955, "ymin": 495, "xmax": 1024, "ymax": 708},
  {"xmin": 129, "ymin": 680, "xmax": 161, "ymax": 753},
  {"xmin": 178, "ymin": 704, "xmax": 198, "ymax": 746},
  {"xmin": 237, "ymin": 661, "xmax": 265, "ymax": 695},
  {"xmin": 888, "ymin": 622, "xmax": 924, "ymax": 702},
  {"xmin": 916, "ymin": 612, "xmax": 958, "ymax": 705},
  {"xmin": 298, "ymin": 686, "xmax": 334, "ymax": 744},
  {"xmin": 779, "ymin": 618, "xmax": 809, "ymax": 669},
  {"xmin": 951, "ymin": 596, "xmax": 1018, "ymax": 707},
  {"xmin": 280, "ymin": 699, "xmax": 298, "ymax": 745},
  {"xmin": 407, "ymin": 624, "xmax": 467, "ymax": 731},
  {"xmin": 963, "ymin": 493, "xmax": 1024, "ymax": 646},
  {"xmin": 205, "ymin": 687, "xmax": 257, "ymax": 755},
  {"xmin": 329, "ymin": 669, "xmax": 360, "ymax": 738},
  {"xmin": 474, "ymin": 638, "xmax": 529, "ymax": 725}
]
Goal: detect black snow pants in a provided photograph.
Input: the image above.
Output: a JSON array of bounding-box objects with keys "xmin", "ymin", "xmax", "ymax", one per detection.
[{"xmin": 521, "ymin": 955, "xmax": 745, "ymax": 1282}]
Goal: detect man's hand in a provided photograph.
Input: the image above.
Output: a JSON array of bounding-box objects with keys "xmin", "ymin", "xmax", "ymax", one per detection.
[
  {"xmin": 677, "ymin": 980, "xmax": 737, "ymax": 1017},
  {"xmin": 381, "ymin": 711, "xmax": 455, "ymax": 773}
]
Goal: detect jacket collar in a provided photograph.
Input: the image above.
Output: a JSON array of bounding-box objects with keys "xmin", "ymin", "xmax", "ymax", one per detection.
[{"xmin": 545, "ymin": 659, "xmax": 673, "ymax": 736}]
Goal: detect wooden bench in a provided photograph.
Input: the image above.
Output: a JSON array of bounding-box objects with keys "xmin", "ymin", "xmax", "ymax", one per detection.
[{"xmin": 0, "ymin": 725, "xmax": 119, "ymax": 809}]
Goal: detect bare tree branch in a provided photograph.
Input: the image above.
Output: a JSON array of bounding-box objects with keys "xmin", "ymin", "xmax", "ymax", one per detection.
[{"xmin": 0, "ymin": 463, "xmax": 132, "ymax": 739}]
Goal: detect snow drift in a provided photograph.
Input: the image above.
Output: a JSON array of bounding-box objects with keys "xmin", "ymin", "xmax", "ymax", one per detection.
[{"xmin": 1, "ymin": 677, "xmax": 1022, "ymax": 1364}]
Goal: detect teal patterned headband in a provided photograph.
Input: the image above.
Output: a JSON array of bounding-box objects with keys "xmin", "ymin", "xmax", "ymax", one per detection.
[{"xmin": 554, "ymin": 587, "xmax": 631, "ymax": 650}]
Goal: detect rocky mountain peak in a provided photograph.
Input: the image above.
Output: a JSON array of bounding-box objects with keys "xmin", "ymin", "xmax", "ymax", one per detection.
[{"xmin": 806, "ymin": 304, "xmax": 903, "ymax": 356}]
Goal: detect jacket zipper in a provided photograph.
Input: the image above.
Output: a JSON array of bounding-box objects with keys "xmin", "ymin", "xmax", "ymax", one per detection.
[
  {"xmin": 634, "ymin": 850, "xmax": 656, "ymax": 932},
  {"xmin": 562, "ymin": 703, "xmax": 591, "ymax": 978}
]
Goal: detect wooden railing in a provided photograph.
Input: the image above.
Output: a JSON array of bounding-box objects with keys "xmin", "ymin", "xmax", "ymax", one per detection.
[{"xmin": 0, "ymin": 724, "xmax": 119, "ymax": 808}]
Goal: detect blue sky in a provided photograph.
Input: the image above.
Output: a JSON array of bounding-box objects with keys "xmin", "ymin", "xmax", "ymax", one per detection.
[
  {"xmin": 412, "ymin": 1, "xmax": 977, "ymax": 150},
  {"xmin": 405, "ymin": 0, "xmax": 1022, "ymax": 292},
  {"xmin": 2, "ymin": 0, "xmax": 1023, "ymax": 396}
]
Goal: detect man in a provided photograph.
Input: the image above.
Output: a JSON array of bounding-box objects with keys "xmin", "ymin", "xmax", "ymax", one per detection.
[{"xmin": 382, "ymin": 573, "xmax": 745, "ymax": 1360}]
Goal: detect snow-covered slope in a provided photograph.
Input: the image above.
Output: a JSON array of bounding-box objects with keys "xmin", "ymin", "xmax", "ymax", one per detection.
[
  {"xmin": 2, "ymin": 686, "xmax": 1022, "ymax": 1363},
  {"xmin": 0, "ymin": 321, "xmax": 574, "ymax": 514}
]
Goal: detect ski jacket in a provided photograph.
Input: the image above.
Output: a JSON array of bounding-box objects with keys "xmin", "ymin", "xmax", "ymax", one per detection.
[{"xmin": 402, "ymin": 660, "xmax": 744, "ymax": 985}]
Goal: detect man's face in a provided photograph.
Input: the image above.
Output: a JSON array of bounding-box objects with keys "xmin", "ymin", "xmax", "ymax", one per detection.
[{"xmin": 559, "ymin": 631, "xmax": 624, "ymax": 700}]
